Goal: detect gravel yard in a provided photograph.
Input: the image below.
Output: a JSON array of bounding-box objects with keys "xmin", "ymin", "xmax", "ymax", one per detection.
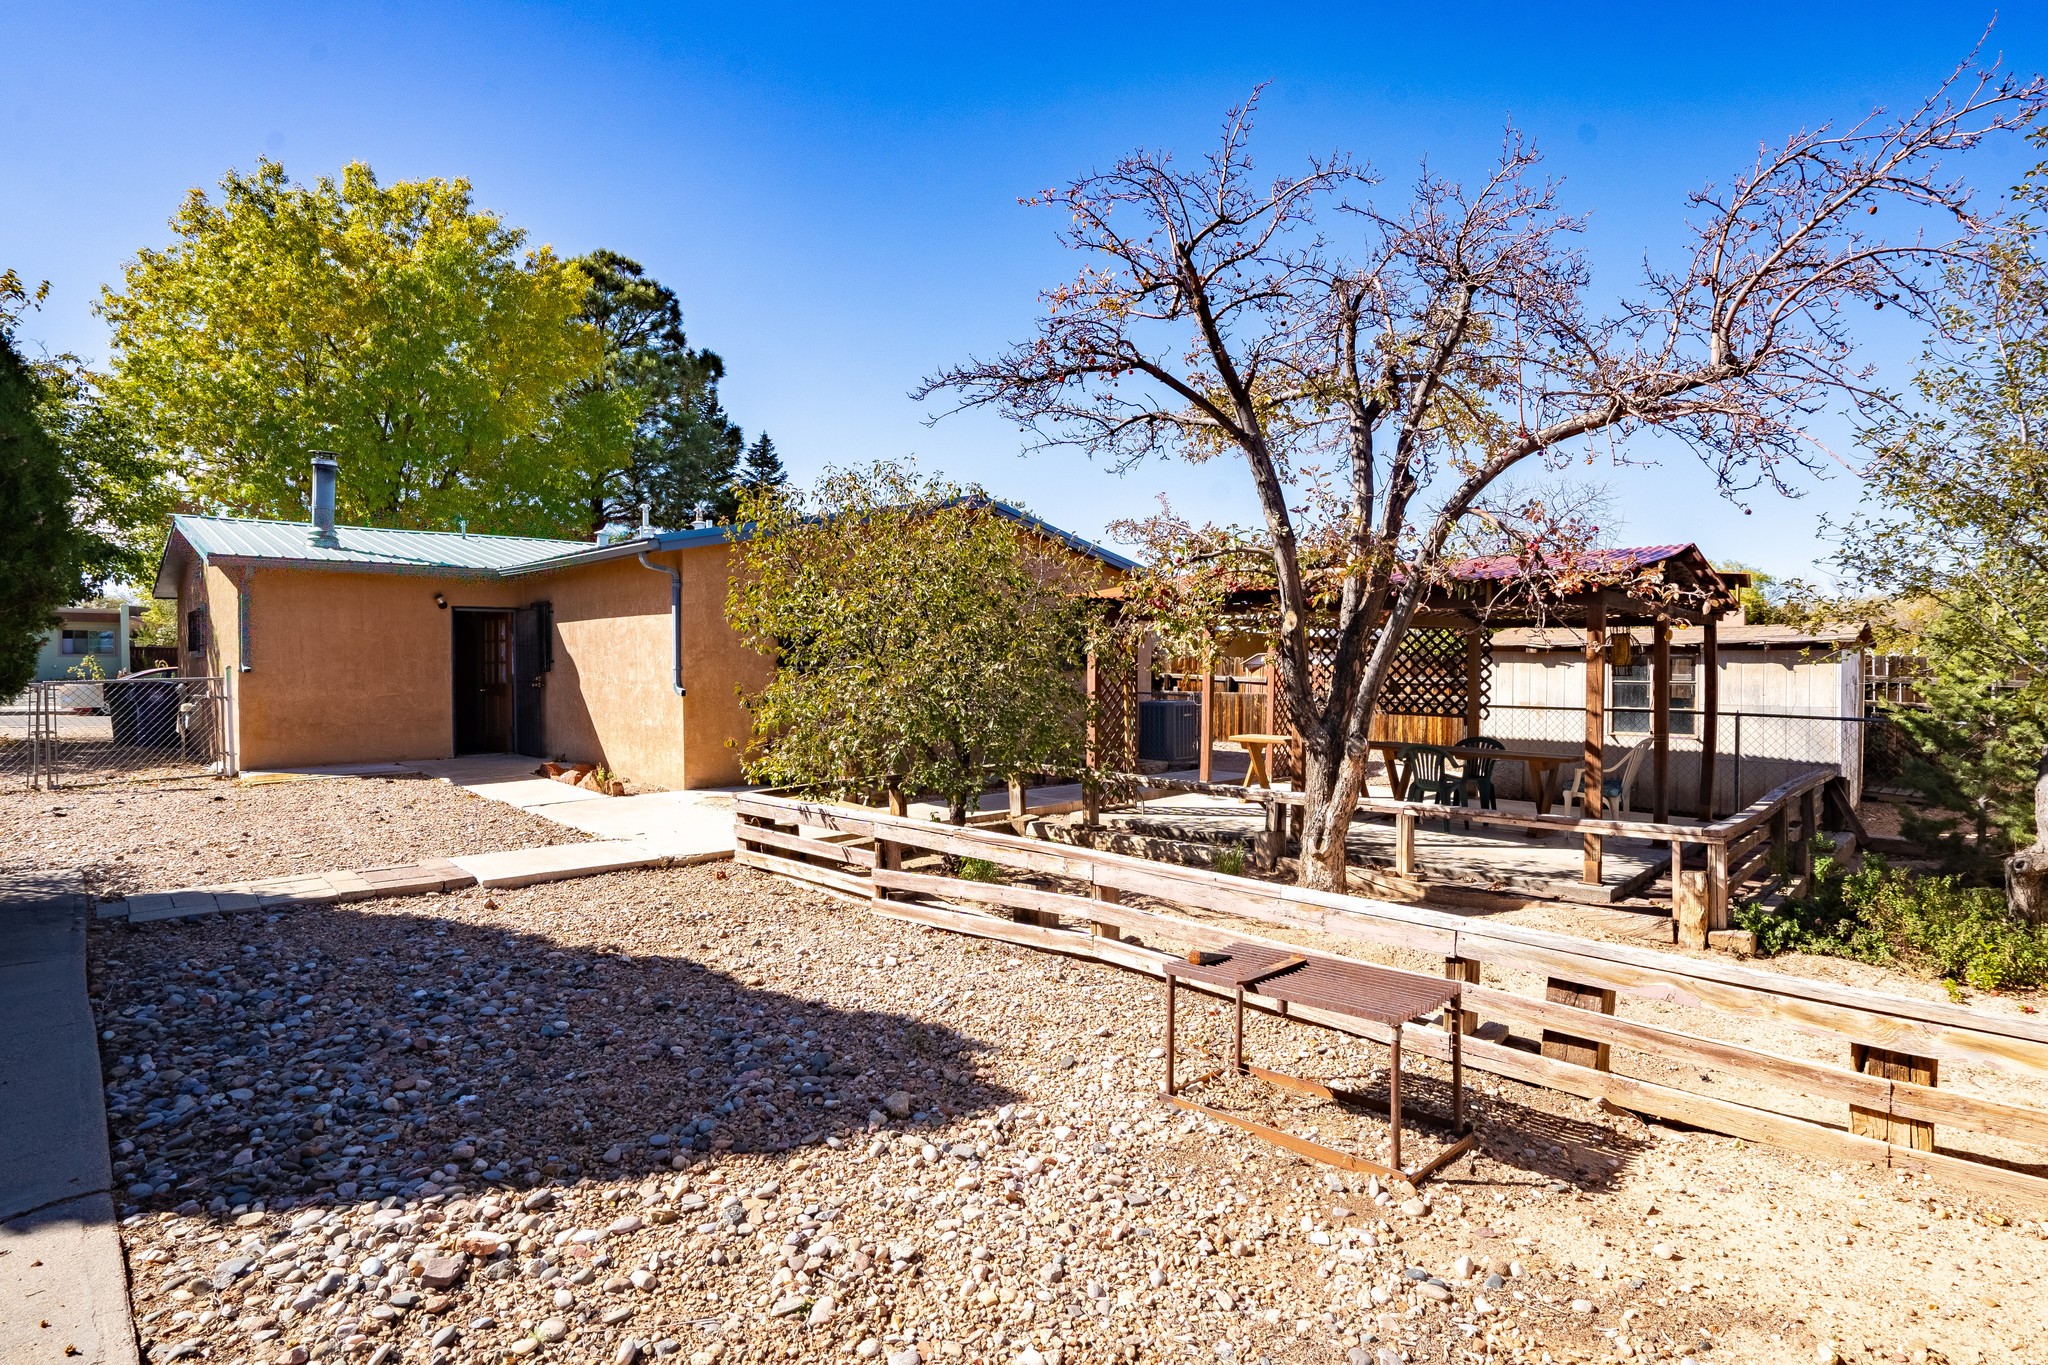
[
  {"xmin": 1, "ymin": 774, "xmax": 587, "ymax": 898},
  {"xmin": 92, "ymin": 865, "xmax": 2048, "ymax": 1365}
]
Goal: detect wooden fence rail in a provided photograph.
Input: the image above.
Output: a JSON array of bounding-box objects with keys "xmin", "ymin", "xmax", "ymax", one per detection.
[{"xmin": 734, "ymin": 789, "xmax": 2048, "ymax": 1208}]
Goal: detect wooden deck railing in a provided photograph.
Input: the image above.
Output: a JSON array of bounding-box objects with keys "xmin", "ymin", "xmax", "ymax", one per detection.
[
  {"xmin": 733, "ymin": 788, "xmax": 2048, "ymax": 1207},
  {"xmin": 1099, "ymin": 766, "xmax": 1844, "ymax": 941}
]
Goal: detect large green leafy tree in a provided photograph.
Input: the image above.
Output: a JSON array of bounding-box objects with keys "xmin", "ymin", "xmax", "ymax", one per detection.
[
  {"xmin": 725, "ymin": 462, "xmax": 1091, "ymax": 822},
  {"xmin": 567, "ymin": 249, "xmax": 743, "ymax": 535},
  {"xmin": 1834, "ymin": 145, "xmax": 2048, "ymax": 916},
  {"xmin": 33, "ymin": 357, "xmax": 176, "ymax": 584},
  {"xmin": 0, "ymin": 272, "xmax": 90, "ymax": 696},
  {"xmin": 98, "ymin": 159, "xmax": 632, "ymax": 537}
]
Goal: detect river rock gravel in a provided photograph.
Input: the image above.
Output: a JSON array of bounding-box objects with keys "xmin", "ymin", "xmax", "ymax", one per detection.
[
  {"xmin": 93, "ymin": 864, "xmax": 2048, "ymax": 1365},
  {"xmin": 2, "ymin": 773, "xmax": 585, "ymax": 898}
]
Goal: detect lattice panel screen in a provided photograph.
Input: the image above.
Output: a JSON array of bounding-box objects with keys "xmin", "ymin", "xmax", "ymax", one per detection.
[
  {"xmin": 1087, "ymin": 642, "xmax": 1139, "ymax": 771},
  {"xmin": 1269, "ymin": 625, "xmax": 1492, "ymax": 741}
]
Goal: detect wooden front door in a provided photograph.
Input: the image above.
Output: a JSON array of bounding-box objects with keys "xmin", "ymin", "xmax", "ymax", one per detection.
[{"xmin": 454, "ymin": 610, "xmax": 513, "ymax": 753}]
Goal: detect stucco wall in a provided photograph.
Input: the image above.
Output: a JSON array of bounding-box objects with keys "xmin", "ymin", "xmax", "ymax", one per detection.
[
  {"xmin": 227, "ymin": 568, "xmax": 526, "ymax": 770},
  {"xmin": 166, "ymin": 538, "xmax": 770, "ymax": 788},
  {"xmin": 519, "ymin": 545, "xmax": 765, "ymax": 791}
]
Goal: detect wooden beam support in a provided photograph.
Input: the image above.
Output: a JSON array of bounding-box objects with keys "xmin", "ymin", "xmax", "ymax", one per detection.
[
  {"xmin": 1797, "ymin": 787, "xmax": 1818, "ymax": 899},
  {"xmin": 1583, "ymin": 599, "xmax": 1606, "ymax": 884},
  {"xmin": 1652, "ymin": 617, "xmax": 1672, "ymax": 824},
  {"xmin": 1198, "ymin": 641, "xmax": 1216, "ymax": 784},
  {"xmin": 1464, "ymin": 628, "xmax": 1485, "ymax": 743},
  {"xmin": 1540, "ymin": 978, "xmax": 1617, "ymax": 1071},
  {"xmin": 1698, "ymin": 615, "xmax": 1720, "ymax": 819},
  {"xmin": 1444, "ymin": 957, "xmax": 1480, "ymax": 1035},
  {"xmin": 1851, "ymin": 1045, "xmax": 1937, "ymax": 1151}
]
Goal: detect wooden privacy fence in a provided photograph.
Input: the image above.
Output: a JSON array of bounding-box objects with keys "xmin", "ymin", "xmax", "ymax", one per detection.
[{"xmin": 733, "ymin": 788, "xmax": 2048, "ymax": 1207}]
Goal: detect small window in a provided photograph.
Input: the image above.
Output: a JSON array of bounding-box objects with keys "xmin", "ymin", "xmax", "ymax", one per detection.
[
  {"xmin": 186, "ymin": 609, "xmax": 208, "ymax": 654},
  {"xmin": 1612, "ymin": 656, "xmax": 1697, "ymax": 735}
]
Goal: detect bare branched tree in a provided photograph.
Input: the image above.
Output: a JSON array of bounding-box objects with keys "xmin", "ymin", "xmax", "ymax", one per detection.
[{"xmin": 920, "ymin": 52, "xmax": 2044, "ymax": 891}]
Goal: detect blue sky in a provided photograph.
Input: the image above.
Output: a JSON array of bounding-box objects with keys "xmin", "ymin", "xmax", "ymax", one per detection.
[{"xmin": 4, "ymin": 3, "xmax": 2040, "ymax": 580}]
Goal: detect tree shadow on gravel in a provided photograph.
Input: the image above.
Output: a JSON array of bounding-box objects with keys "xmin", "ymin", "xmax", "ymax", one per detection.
[{"xmin": 89, "ymin": 897, "xmax": 1023, "ymax": 1222}]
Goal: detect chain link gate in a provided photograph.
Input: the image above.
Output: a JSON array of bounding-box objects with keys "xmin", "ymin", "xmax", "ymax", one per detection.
[{"xmin": 0, "ymin": 675, "xmax": 234, "ymax": 789}]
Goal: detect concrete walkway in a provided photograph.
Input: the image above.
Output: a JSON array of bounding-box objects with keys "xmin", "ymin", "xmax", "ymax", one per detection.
[
  {"xmin": 100, "ymin": 756, "xmax": 740, "ymax": 922},
  {"xmin": 244, "ymin": 754, "xmax": 742, "ymax": 860},
  {"xmin": 0, "ymin": 872, "xmax": 140, "ymax": 1365}
]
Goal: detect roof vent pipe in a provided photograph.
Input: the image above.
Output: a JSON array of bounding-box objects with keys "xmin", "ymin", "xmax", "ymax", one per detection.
[{"xmin": 308, "ymin": 453, "xmax": 340, "ymax": 548}]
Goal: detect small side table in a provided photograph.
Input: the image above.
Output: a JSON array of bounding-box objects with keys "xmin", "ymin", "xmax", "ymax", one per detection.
[{"xmin": 1161, "ymin": 941, "xmax": 1476, "ymax": 1186}]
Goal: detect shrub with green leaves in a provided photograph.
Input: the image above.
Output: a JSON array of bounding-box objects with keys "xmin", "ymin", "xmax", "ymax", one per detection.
[
  {"xmin": 726, "ymin": 461, "xmax": 1094, "ymax": 823},
  {"xmin": 955, "ymin": 857, "xmax": 1002, "ymax": 883},
  {"xmin": 1738, "ymin": 854, "xmax": 2048, "ymax": 992}
]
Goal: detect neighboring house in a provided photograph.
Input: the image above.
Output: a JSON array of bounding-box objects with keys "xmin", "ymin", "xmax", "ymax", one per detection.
[
  {"xmin": 31, "ymin": 604, "xmax": 133, "ymax": 682},
  {"xmin": 154, "ymin": 460, "xmax": 1133, "ymax": 788},
  {"xmin": 1487, "ymin": 618, "xmax": 1873, "ymax": 810}
]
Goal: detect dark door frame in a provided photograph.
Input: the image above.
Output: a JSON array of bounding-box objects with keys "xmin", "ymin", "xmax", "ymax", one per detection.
[{"xmin": 451, "ymin": 607, "xmax": 515, "ymax": 754}]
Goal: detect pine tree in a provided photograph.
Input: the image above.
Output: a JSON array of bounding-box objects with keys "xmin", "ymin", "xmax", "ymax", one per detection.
[
  {"xmin": 710, "ymin": 432, "xmax": 789, "ymax": 521},
  {"xmin": 740, "ymin": 433, "xmax": 787, "ymax": 492}
]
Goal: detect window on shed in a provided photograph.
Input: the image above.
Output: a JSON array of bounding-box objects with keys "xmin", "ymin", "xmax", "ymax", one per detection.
[
  {"xmin": 1612, "ymin": 655, "xmax": 1697, "ymax": 734},
  {"xmin": 186, "ymin": 609, "xmax": 208, "ymax": 653}
]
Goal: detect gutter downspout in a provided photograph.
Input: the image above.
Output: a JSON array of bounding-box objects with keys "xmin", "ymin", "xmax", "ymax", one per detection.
[{"xmin": 636, "ymin": 550, "xmax": 686, "ymax": 697}]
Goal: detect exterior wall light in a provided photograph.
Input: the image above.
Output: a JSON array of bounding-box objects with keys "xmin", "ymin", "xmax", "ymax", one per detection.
[{"xmin": 434, "ymin": 594, "xmax": 448, "ymax": 610}]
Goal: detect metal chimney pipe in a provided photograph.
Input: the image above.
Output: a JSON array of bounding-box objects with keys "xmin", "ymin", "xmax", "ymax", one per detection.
[{"xmin": 309, "ymin": 453, "xmax": 340, "ymax": 548}]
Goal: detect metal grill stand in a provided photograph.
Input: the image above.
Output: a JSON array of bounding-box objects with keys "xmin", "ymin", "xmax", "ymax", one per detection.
[{"xmin": 1161, "ymin": 943, "xmax": 1475, "ymax": 1187}]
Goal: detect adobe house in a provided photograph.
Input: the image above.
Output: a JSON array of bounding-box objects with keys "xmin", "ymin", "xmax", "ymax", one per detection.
[{"xmin": 155, "ymin": 458, "xmax": 1133, "ymax": 787}]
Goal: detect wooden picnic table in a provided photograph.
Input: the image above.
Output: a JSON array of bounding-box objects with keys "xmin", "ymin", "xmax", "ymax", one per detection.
[
  {"xmin": 1372, "ymin": 741, "xmax": 1574, "ymax": 816},
  {"xmin": 1225, "ymin": 732, "xmax": 1293, "ymax": 789}
]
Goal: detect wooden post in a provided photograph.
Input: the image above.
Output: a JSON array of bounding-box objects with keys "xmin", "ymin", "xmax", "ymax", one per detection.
[
  {"xmin": 1652, "ymin": 617, "xmax": 1672, "ymax": 824},
  {"xmin": 1797, "ymin": 787, "xmax": 1818, "ymax": 899},
  {"xmin": 1582, "ymin": 599, "xmax": 1606, "ymax": 885},
  {"xmin": 1463, "ymin": 628, "xmax": 1484, "ymax": 743},
  {"xmin": 1090, "ymin": 884, "xmax": 1124, "ymax": 942},
  {"xmin": 1197, "ymin": 642, "xmax": 1216, "ymax": 783},
  {"xmin": 1262, "ymin": 641, "xmax": 1277, "ymax": 735},
  {"xmin": 1770, "ymin": 805, "xmax": 1790, "ymax": 879},
  {"xmin": 873, "ymin": 836, "xmax": 901, "ymax": 903},
  {"xmin": 1395, "ymin": 810, "xmax": 1416, "ymax": 878},
  {"xmin": 885, "ymin": 778, "xmax": 907, "ymax": 818},
  {"xmin": 1698, "ymin": 616, "xmax": 1720, "ymax": 818},
  {"xmin": 1673, "ymin": 869, "xmax": 1709, "ymax": 949},
  {"xmin": 1443, "ymin": 958, "xmax": 1479, "ymax": 1035},
  {"xmin": 1085, "ymin": 648, "xmax": 1101, "ymax": 769},
  {"xmin": 1540, "ymin": 978, "xmax": 1616, "ymax": 1071},
  {"xmin": 1849, "ymin": 1045, "xmax": 1936, "ymax": 1151},
  {"xmin": 1706, "ymin": 839, "xmax": 1730, "ymax": 930},
  {"xmin": 1008, "ymin": 776, "xmax": 1027, "ymax": 820}
]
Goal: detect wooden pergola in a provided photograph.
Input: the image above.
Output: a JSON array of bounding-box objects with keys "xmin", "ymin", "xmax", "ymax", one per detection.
[{"xmin": 1095, "ymin": 545, "xmax": 1747, "ymax": 883}]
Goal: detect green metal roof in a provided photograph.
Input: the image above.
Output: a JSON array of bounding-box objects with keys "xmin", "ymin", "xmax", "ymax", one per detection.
[
  {"xmin": 155, "ymin": 504, "xmax": 1138, "ymax": 597},
  {"xmin": 155, "ymin": 515, "xmax": 597, "ymax": 595}
]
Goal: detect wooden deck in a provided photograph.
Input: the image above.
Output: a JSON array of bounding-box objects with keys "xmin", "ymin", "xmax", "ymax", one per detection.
[{"xmin": 1092, "ymin": 791, "xmax": 1677, "ymax": 904}]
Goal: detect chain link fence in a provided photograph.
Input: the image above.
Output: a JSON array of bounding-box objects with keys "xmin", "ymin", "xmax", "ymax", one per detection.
[
  {"xmin": 1476, "ymin": 703, "xmax": 1871, "ymax": 814},
  {"xmin": 0, "ymin": 674, "xmax": 234, "ymax": 790}
]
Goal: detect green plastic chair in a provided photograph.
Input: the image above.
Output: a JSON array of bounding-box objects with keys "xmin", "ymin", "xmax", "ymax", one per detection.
[
  {"xmin": 1402, "ymin": 745, "xmax": 1464, "ymax": 806},
  {"xmin": 1452, "ymin": 736, "xmax": 1505, "ymax": 811}
]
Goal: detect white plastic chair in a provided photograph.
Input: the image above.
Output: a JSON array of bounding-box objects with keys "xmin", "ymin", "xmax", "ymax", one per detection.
[{"xmin": 1562, "ymin": 738, "xmax": 1653, "ymax": 815}]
